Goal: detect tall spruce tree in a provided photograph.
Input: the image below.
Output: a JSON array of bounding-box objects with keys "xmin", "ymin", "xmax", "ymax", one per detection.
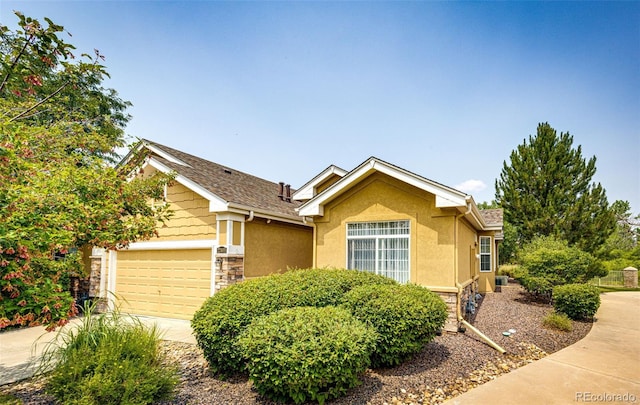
[{"xmin": 495, "ymin": 122, "xmax": 615, "ymax": 254}]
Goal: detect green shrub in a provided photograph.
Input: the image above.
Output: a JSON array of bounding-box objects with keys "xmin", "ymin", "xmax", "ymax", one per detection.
[
  {"xmin": 497, "ymin": 264, "xmax": 519, "ymax": 278},
  {"xmin": 553, "ymin": 283, "xmax": 601, "ymax": 320},
  {"xmin": 43, "ymin": 302, "xmax": 178, "ymax": 405},
  {"xmin": 542, "ymin": 311, "xmax": 573, "ymax": 332},
  {"xmin": 238, "ymin": 306, "xmax": 376, "ymax": 405},
  {"xmin": 340, "ymin": 283, "xmax": 447, "ymax": 368},
  {"xmin": 519, "ymin": 275, "xmax": 554, "ymax": 300},
  {"xmin": 191, "ymin": 268, "xmax": 397, "ymax": 376},
  {"xmin": 516, "ymin": 236, "xmax": 605, "ymax": 298}
]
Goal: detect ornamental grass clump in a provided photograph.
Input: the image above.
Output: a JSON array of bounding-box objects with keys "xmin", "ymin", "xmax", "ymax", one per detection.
[
  {"xmin": 340, "ymin": 283, "xmax": 448, "ymax": 367},
  {"xmin": 542, "ymin": 311, "xmax": 573, "ymax": 332},
  {"xmin": 41, "ymin": 302, "xmax": 178, "ymax": 405},
  {"xmin": 191, "ymin": 268, "xmax": 397, "ymax": 376},
  {"xmin": 238, "ymin": 306, "xmax": 377, "ymax": 405}
]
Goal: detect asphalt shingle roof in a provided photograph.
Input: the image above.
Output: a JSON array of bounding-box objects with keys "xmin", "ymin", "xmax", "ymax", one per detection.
[
  {"xmin": 142, "ymin": 140, "xmax": 301, "ymax": 218},
  {"xmin": 478, "ymin": 209, "xmax": 504, "ymax": 227}
]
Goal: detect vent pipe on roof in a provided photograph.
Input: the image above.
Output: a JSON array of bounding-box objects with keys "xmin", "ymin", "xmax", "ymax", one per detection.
[
  {"xmin": 278, "ymin": 182, "xmax": 285, "ymax": 200},
  {"xmin": 285, "ymin": 184, "xmax": 291, "ymax": 202}
]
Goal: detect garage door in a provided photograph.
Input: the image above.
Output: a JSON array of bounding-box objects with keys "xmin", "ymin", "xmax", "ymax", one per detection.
[{"xmin": 115, "ymin": 249, "xmax": 212, "ymax": 319}]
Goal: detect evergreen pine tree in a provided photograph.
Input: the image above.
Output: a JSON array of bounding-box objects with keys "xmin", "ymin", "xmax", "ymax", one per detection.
[{"xmin": 495, "ymin": 122, "xmax": 615, "ymax": 253}]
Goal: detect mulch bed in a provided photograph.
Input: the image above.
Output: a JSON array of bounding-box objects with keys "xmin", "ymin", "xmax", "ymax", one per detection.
[{"xmin": 1, "ymin": 281, "xmax": 592, "ymax": 404}]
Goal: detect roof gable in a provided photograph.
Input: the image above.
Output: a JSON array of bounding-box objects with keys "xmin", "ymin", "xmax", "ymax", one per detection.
[
  {"xmin": 297, "ymin": 157, "xmax": 469, "ymax": 217},
  {"xmin": 292, "ymin": 164, "xmax": 347, "ymax": 201},
  {"xmin": 130, "ymin": 140, "xmax": 303, "ymax": 221}
]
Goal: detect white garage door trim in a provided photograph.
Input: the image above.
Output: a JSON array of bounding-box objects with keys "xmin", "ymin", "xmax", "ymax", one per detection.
[
  {"xmin": 106, "ymin": 239, "xmax": 218, "ymax": 313},
  {"xmin": 127, "ymin": 239, "xmax": 216, "ymax": 250}
]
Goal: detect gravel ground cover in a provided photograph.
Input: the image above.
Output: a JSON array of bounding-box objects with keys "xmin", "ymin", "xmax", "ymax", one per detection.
[{"xmin": 1, "ymin": 281, "xmax": 592, "ymax": 404}]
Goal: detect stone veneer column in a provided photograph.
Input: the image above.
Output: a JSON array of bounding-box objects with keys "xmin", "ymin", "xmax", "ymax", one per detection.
[
  {"xmin": 623, "ymin": 267, "xmax": 638, "ymax": 288},
  {"xmin": 215, "ymin": 253, "xmax": 245, "ymax": 293},
  {"xmin": 89, "ymin": 254, "xmax": 108, "ymax": 312},
  {"xmin": 434, "ymin": 292, "xmax": 459, "ymax": 333}
]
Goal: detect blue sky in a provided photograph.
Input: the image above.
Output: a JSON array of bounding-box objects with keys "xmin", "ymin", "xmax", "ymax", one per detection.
[{"xmin": 2, "ymin": 1, "xmax": 639, "ymax": 213}]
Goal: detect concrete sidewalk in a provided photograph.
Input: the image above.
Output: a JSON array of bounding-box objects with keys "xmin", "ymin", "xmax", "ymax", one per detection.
[
  {"xmin": 0, "ymin": 315, "xmax": 195, "ymax": 385},
  {"xmin": 445, "ymin": 292, "xmax": 640, "ymax": 405}
]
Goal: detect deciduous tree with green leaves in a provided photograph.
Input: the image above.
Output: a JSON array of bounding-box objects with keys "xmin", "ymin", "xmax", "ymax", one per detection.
[
  {"xmin": 0, "ymin": 12, "xmax": 172, "ymax": 330},
  {"xmin": 495, "ymin": 122, "xmax": 615, "ymax": 254}
]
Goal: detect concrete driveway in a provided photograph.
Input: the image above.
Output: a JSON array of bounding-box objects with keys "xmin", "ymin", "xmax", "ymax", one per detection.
[{"xmin": 444, "ymin": 292, "xmax": 640, "ymax": 404}]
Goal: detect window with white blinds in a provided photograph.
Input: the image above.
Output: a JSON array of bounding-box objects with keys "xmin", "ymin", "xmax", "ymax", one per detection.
[
  {"xmin": 480, "ymin": 236, "xmax": 492, "ymax": 272},
  {"xmin": 347, "ymin": 220, "xmax": 410, "ymax": 283}
]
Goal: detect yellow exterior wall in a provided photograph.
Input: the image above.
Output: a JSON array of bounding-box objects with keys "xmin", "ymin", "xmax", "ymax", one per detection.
[
  {"xmin": 232, "ymin": 221, "xmax": 242, "ymax": 245},
  {"xmin": 244, "ymin": 218, "xmax": 313, "ymax": 278},
  {"xmin": 314, "ymin": 172, "xmax": 457, "ymax": 288},
  {"xmin": 218, "ymin": 220, "xmax": 227, "ymax": 245},
  {"xmin": 156, "ymin": 182, "xmax": 216, "ymax": 241},
  {"xmin": 457, "ymin": 219, "xmax": 477, "ymax": 284}
]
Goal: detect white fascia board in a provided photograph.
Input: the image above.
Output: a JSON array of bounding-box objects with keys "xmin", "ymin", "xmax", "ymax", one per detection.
[
  {"xmin": 292, "ymin": 165, "xmax": 348, "ymax": 201},
  {"xmin": 373, "ymin": 163, "xmax": 467, "ymax": 208},
  {"xmin": 118, "ymin": 141, "xmax": 146, "ymax": 168},
  {"xmin": 226, "ymin": 202, "xmax": 311, "ymax": 226},
  {"xmin": 215, "ymin": 212, "xmax": 246, "ymax": 222},
  {"xmin": 147, "ymin": 158, "xmax": 228, "ymax": 211},
  {"xmin": 298, "ymin": 160, "xmax": 376, "ymax": 216},
  {"xmin": 299, "ymin": 157, "xmax": 468, "ymax": 217},
  {"xmin": 125, "ymin": 239, "xmax": 217, "ymax": 251}
]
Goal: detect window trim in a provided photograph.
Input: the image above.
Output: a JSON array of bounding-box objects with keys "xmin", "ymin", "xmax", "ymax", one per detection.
[
  {"xmin": 479, "ymin": 236, "xmax": 492, "ymax": 273},
  {"xmin": 345, "ymin": 220, "xmax": 411, "ymax": 283}
]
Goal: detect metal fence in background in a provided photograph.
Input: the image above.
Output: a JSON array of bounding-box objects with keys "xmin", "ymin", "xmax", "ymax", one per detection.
[{"xmin": 589, "ymin": 270, "xmax": 624, "ymax": 287}]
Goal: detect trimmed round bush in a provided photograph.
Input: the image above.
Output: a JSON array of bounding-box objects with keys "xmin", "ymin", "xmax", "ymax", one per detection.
[
  {"xmin": 552, "ymin": 283, "xmax": 601, "ymax": 320},
  {"xmin": 191, "ymin": 268, "xmax": 397, "ymax": 376},
  {"xmin": 340, "ymin": 283, "xmax": 448, "ymax": 368},
  {"xmin": 238, "ymin": 306, "xmax": 377, "ymax": 404}
]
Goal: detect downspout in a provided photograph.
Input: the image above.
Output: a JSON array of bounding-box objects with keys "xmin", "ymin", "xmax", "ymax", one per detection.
[
  {"xmin": 246, "ymin": 210, "xmax": 254, "ymax": 222},
  {"xmin": 456, "ymin": 199, "xmax": 506, "ymax": 355}
]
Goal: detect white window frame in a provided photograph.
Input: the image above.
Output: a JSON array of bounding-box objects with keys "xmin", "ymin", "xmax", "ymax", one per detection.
[
  {"xmin": 479, "ymin": 236, "xmax": 492, "ymax": 273},
  {"xmin": 346, "ymin": 220, "xmax": 410, "ymax": 283}
]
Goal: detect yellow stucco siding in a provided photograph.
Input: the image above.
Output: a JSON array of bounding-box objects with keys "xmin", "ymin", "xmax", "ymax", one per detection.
[
  {"xmin": 314, "ymin": 172, "xmax": 456, "ymax": 287},
  {"xmin": 457, "ymin": 219, "xmax": 477, "ymax": 284},
  {"xmin": 244, "ymin": 218, "xmax": 313, "ymax": 278},
  {"xmin": 232, "ymin": 221, "xmax": 242, "ymax": 246},
  {"xmin": 156, "ymin": 183, "xmax": 216, "ymax": 241}
]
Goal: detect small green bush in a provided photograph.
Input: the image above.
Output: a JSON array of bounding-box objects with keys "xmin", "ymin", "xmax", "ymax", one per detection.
[
  {"xmin": 553, "ymin": 283, "xmax": 601, "ymax": 320},
  {"xmin": 340, "ymin": 283, "xmax": 448, "ymax": 368},
  {"xmin": 497, "ymin": 264, "xmax": 519, "ymax": 278},
  {"xmin": 519, "ymin": 275, "xmax": 554, "ymax": 300},
  {"xmin": 191, "ymin": 268, "xmax": 396, "ymax": 376},
  {"xmin": 43, "ymin": 303, "xmax": 178, "ymax": 405},
  {"xmin": 542, "ymin": 311, "xmax": 573, "ymax": 332},
  {"xmin": 238, "ymin": 306, "xmax": 376, "ymax": 405}
]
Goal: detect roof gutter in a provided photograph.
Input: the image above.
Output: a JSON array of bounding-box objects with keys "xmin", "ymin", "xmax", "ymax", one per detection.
[{"xmin": 226, "ymin": 203, "xmax": 310, "ymax": 227}]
